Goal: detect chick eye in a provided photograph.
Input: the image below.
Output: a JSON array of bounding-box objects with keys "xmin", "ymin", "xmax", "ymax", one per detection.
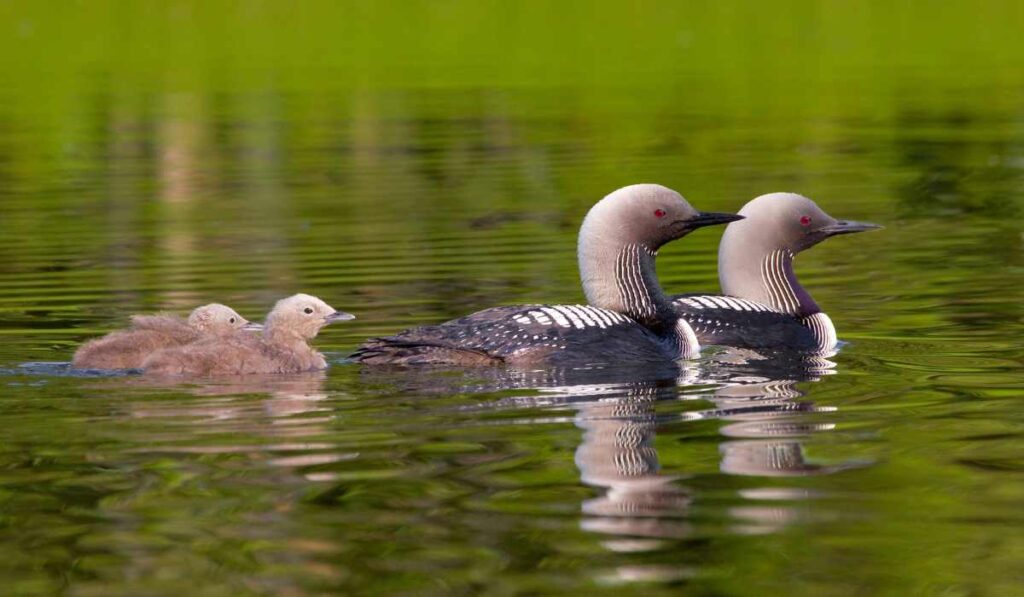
[
  {"xmin": 654, "ymin": 209, "xmax": 666, "ymax": 218},
  {"xmin": 229, "ymin": 317, "xmax": 236, "ymax": 324},
  {"xmin": 304, "ymin": 307, "xmax": 313, "ymax": 315},
  {"xmin": 799, "ymin": 215, "xmax": 812, "ymax": 227}
]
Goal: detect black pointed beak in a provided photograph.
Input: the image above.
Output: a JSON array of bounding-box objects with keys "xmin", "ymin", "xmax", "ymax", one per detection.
[
  {"xmin": 325, "ymin": 311, "xmax": 356, "ymax": 323},
  {"xmin": 687, "ymin": 211, "xmax": 745, "ymax": 230},
  {"xmin": 819, "ymin": 219, "xmax": 883, "ymax": 237}
]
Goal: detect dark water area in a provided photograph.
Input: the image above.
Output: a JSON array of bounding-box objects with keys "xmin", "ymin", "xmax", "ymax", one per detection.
[{"xmin": 1, "ymin": 2, "xmax": 1023, "ymax": 594}]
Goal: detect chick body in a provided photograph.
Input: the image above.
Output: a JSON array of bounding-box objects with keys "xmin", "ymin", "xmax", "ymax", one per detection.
[
  {"xmin": 72, "ymin": 304, "xmax": 253, "ymax": 369},
  {"xmin": 142, "ymin": 294, "xmax": 352, "ymax": 376}
]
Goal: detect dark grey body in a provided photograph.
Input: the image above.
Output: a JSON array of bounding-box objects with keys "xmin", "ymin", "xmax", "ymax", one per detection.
[
  {"xmin": 352, "ymin": 305, "xmax": 680, "ymax": 367},
  {"xmin": 670, "ymin": 293, "xmax": 819, "ymax": 351}
]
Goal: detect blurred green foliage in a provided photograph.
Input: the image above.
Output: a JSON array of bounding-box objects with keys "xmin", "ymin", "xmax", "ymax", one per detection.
[{"xmin": 0, "ymin": 2, "xmax": 1022, "ymax": 595}]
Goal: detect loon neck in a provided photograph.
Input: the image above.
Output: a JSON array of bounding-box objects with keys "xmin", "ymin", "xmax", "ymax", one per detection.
[
  {"xmin": 761, "ymin": 249, "xmax": 819, "ymax": 316},
  {"xmin": 580, "ymin": 242, "xmax": 677, "ymax": 330},
  {"xmin": 720, "ymin": 242, "xmax": 819, "ymax": 316}
]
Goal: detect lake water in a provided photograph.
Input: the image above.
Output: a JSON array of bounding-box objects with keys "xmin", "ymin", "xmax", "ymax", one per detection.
[{"xmin": 1, "ymin": 3, "xmax": 1023, "ymax": 594}]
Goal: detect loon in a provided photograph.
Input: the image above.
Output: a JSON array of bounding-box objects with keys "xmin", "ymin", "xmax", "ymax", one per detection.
[
  {"xmin": 670, "ymin": 193, "xmax": 881, "ymax": 352},
  {"xmin": 143, "ymin": 294, "xmax": 354, "ymax": 376},
  {"xmin": 72, "ymin": 303, "xmax": 260, "ymax": 370},
  {"xmin": 352, "ymin": 184, "xmax": 742, "ymax": 366}
]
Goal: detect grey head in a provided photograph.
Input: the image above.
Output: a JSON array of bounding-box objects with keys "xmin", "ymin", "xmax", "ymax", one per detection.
[
  {"xmin": 579, "ymin": 184, "xmax": 742, "ymax": 326},
  {"xmin": 719, "ymin": 193, "xmax": 881, "ymax": 316}
]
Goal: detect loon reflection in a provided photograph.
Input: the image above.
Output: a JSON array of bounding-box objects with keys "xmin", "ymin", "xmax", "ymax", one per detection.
[
  {"xmin": 572, "ymin": 382, "xmax": 694, "ymax": 546},
  {"xmin": 359, "ymin": 349, "xmax": 862, "ymax": 551},
  {"xmin": 571, "ymin": 361, "xmax": 843, "ymax": 546}
]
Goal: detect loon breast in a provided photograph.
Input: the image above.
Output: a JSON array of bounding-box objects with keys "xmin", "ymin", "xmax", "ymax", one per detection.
[
  {"xmin": 671, "ymin": 294, "xmax": 826, "ymax": 351},
  {"xmin": 352, "ymin": 304, "xmax": 689, "ymax": 366}
]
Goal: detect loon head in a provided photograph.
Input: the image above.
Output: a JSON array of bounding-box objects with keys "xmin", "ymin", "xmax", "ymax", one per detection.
[
  {"xmin": 264, "ymin": 294, "xmax": 355, "ymax": 341},
  {"xmin": 579, "ymin": 184, "xmax": 741, "ymax": 323},
  {"xmin": 719, "ymin": 192, "xmax": 882, "ymax": 314},
  {"xmin": 187, "ymin": 304, "xmax": 259, "ymax": 335},
  {"xmin": 579, "ymin": 184, "xmax": 743, "ymax": 254},
  {"xmin": 726, "ymin": 193, "xmax": 882, "ymax": 255}
]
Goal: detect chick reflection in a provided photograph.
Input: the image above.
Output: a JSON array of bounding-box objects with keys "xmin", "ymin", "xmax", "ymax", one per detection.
[
  {"xmin": 180, "ymin": 372, "xmax": 332, "ymax": 421},
  {"xmin": 96, "ymin": 371, "xmax": 331, "ymax": 429}
]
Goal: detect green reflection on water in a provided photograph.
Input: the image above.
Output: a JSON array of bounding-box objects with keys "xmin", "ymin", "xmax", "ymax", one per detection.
[{"xmin": 0, "ymin": 1, "xmax": 1022, "ymax": 595}]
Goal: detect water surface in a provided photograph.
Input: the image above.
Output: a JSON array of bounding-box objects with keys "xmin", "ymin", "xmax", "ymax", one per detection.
[{"xmin": 1, "ymin": 3, "xmax": 1023, "ymax": 594}]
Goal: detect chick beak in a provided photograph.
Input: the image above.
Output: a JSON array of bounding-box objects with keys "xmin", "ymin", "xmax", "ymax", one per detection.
[
  {"xmin": 325, "ymin": 311, "xmax": 356, "ymax": 323},
  {"xmin": 242, "ymin": 321, "xmax": 264, "ymax": 332}
]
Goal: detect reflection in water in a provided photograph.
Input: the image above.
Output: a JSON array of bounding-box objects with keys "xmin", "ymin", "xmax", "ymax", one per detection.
[
  {"xmin": 361, "ymin": 349, "xmax": 862, "ymax": 577},
  {"xmin": 87, "ymin": 372, "xmax": 353, "ymax": 474},
  {"xmin": 0, "ymin": 4, "xmax": 1022, "ymax": 591},
  {"xmin": 710, "ymin": 372, "xmax": 844, "ymax": 478},
  {"xmin": 564, "ymin": 352, "xmax": 854, "ymax": 566},
  {"xmin": 574, "ymin": 384, "xmax": 693, "ymax": 551}
]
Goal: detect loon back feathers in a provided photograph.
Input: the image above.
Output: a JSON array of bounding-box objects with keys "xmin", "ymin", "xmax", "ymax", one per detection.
[
  {"xmin": 351, "ymin": 305, "xmax": 681, "ymax": 366},
  {"xmin": 672, "ymin": 293, "xmax": 833, "ymax": 352}
]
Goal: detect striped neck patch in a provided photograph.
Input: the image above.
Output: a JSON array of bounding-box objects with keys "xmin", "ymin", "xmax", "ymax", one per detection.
[
  {"xmin": 614, "ymin": 243, "xmax": 658, "ymax": 322},
  {"xmin": 761, "ymin": 248, "xmax": 800, "ymax": 314}
]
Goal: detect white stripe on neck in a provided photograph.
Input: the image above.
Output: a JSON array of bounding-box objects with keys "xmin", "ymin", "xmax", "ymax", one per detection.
[
  {"xmin": 762, "ymin": 249, "xmax": 799, "ymax": 314},
  {"xmin": 616, "ymin": 244, "xmax": 656, "ymax": 321}
]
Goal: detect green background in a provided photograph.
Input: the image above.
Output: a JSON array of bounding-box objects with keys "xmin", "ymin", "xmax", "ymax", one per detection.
[{"xmin": 0, "ymin": 2, "xmax": 1021, "ymax": 594}]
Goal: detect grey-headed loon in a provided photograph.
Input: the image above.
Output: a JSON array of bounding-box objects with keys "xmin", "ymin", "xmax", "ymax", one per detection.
[
  {"xmin": 671, "ymin": 193, "xmax": 881, "ymax": 353},
  {"xmin": 353, "ymin": 184, "xmax": 741, "ymax": 366}
]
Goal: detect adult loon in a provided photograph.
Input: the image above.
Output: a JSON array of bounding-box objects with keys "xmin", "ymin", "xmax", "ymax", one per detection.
[
  {"xmin": 352, "ymin": 184, "xmax": 742, "ymax": 366},
  {"xmin": 671, "ymin": 193, "xmax": 881, "ymax": 352}
]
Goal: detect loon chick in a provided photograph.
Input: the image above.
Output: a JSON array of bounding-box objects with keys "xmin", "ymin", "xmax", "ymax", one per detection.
[
  {"xmin": 143, "ymin": 294, "xmax": 354, "ymax": 376},
  {"xmin": 72, "ymin": 303, "xmax": 259, "ymax": 370},
  {"xmin": 671, "ymin": 193, "xmax": 881, "ymax": 352},
  {"xmin": 353, "ymin": 184, "xmax": 741, "ymax": 366}
]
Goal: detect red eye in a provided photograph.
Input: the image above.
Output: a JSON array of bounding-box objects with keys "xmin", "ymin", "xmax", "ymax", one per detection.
[
  {"xmin": 799, "ymin": 215, "xmax": 812, "ymax": 226},
  {"xmin": 654, "ymin": 209, "xmax": 666, "ymax": 218}
]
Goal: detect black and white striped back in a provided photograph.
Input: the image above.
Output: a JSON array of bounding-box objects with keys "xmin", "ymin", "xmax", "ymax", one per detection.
[
  {"xmin": 671, "ymin": 293, "xmax": 832, "ymax": 352},
  {"xmin": 353, "ymin": 304, "xmax": 695, "ymax": 366}
]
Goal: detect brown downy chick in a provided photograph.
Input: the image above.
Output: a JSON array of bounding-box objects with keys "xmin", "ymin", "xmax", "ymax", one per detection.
[
  {"xmin": 142, "ymin": 294, "xmax": 354, "ymax": 376},
  {"xmin": 72, "ymin": 304, "xmax": 259, "ymax": 370}
]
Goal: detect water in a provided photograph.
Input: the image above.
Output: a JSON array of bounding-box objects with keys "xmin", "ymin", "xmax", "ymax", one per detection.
[{"xmin": 1, "ymin": 2, "xmax": 1023, "ymax": 594}]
